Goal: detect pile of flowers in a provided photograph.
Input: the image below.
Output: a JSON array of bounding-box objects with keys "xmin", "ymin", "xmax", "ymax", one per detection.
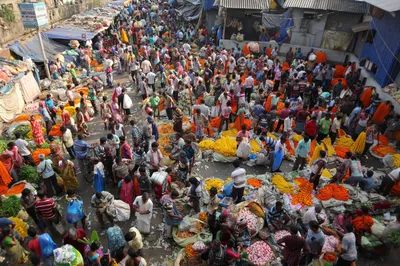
[
  {"xmin": 316, "ymin": 184, "xmax": 349, "ymax": 201},
  {"xmin": 238, "ymin": 208, "xmax": 259, "ymax": 232},
  {"xmin": 8, "ymin": 217, "xmax": 28, "ymax": 238},
  {"xmin": 199, "ymin": 140, "xmax": 215, "ymax": 151},
  {"xmin": 185, "ymin": 243, "xmax": 198, "ymax": 258},
  {"xmin": 371, "ymin": 145, "xmax": 397, "ymax": 157},
  {"xmin": 272, "ymin": 174, "xmax": 294, "ymax": 194},
  {"xmin": 291, "ymin": 178, "xmax": 313, "ymax": 206},
  {"xmin": 199, "ymin": 212, "xmax": 207, "ymax": 223},
  {"xmin": 246, "ymin": 241, "xmax": 274, "ymax": 265},
  {"xmin": 157, "ymin": 124, "xmax": 174, "ymax": 134},
  {"xmin": 214, "ymin": 136, "xmax": 237, "ymax": 157},
  {"xmin": 204, "ymin": 178, "xmax": 224, "ymax": 192},
  {"xmin": 247, "ymin": 178, "xmax": 262, "ymax": 188},
  {"xmin": 222, "ymin": 129, "xmax": 238, "ymax": 138},
  {"xmin": 322, "ymin": 235, "xmax": 339, "ymax": 253},
  {"xmin": 335, "ymin": 137, "xmax": 354, "ymax": 149},
  {"xmin": 250, "ymin": 139, "xmax": 261, "ymax": 153}
]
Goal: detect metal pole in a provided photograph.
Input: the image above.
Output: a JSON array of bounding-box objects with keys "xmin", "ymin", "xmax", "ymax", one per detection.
[
  {"xmin": 222, "ymin": 9, "xmax": 227, "ymax": 39},
  {"xmin": 37, "ymin": 28, "xmax": 50, "ymax": 79}
]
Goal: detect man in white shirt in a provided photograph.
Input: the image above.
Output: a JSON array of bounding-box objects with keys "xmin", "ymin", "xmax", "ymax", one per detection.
[
  {"xmin": 146, "ymin": 142, "xmax": 163, "ymax": 176},
  {"xmin": 283, "ymin": 111, "xmax": 294, "ymax": 136},
  {"xmin": 146, "ymin": 69, "xmax": 156, "ymax": 92},
  {"xmin": 218, "ymin": 92, "xmax": 231, "ymax": 110},
  {"xmin": 231, "ymin": 160, "xmax": 246, "ymax": 203},
  {"xmin": 193, "ymin": 99, "xmax": 211, "ymax": 117},
  {"xmin": 141, "ymin": 59, "xmax": 151, "ymax": 74},
  {"xmin": 15, "ymin": 132, "xmax": 34, "ymax": 165},
  {"xmin": 379, "ymin": 168, "xmax": 400, "ymax": 196},
  {"xmin": 227, "ymin": 58, "xmax": 236, "ymax": 74},
  {"xmin": 60, "ymin": 126, "xmax": 76, "ymax": 159},
  {"xmin": 330, "ymin": 114, "xmax": 342, "ymax": 144}
]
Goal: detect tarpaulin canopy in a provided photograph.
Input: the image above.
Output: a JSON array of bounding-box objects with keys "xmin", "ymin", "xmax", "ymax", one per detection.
[
  {"xmin": 42, "ymin": 28, "xmax": 98, "ymax": 41},
  {"xmin": 8, "ymin": 36, "xmax": 70, "ymax": 63},
  {"xmin": 176, "ymin": 0, "xmax": 202, "ymax": 21}
]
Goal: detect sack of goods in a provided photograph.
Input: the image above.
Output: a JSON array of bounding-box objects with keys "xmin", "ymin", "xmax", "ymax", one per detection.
[{"xmin": 150, "ymin": 171, "xmax": 168, "ymax": 185}]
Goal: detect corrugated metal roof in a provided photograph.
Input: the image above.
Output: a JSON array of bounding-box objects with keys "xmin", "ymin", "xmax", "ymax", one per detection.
[
  {"xmin": 220, "ymin": 0, "xmax": 269, "ymax": 10},
  {"xmin": 362, "ymin": 0, "xmax": 400, "ymax": 12},
  {"xmin": 283, "ymin": 0, "xmax": 368, "ymax": 14}
]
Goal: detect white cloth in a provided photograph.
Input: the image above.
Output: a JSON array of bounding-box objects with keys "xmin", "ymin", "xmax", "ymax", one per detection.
[
  {"xmin": 389, "ymin": 168, "xmax": 400, "ymax": 182},
  {"xmin": 283, "ymin": 117, "xmax": 293, "ymax": 133},
  {"xmin": 94, "ymin": 162, "xmax": 105, "ymax": 175},
  {"xmin": 133, "ymin": 196, "xmax": 153, "ymax": 234},
  {"xmin": 146, "ymin": 72, "xmax": 156, "ymax": 84}
]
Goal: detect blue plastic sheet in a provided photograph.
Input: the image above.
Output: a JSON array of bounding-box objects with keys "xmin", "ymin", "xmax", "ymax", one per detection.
[{"xmin": 42, "ymin": 28, "xmax": 97, "ymax": 41}]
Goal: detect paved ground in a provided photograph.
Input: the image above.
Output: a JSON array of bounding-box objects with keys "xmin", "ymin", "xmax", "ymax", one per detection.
[{"xmin": 2, "ymin": 72, "xmax": 400, "ymax": 265}]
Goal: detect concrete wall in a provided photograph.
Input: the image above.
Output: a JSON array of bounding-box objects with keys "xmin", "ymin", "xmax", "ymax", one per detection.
[
  {"xmin": 290, "ymin": 9, "xmax": 328, "ymax": 47},
  {"xmin": 0, "ymin": 0, "xmax": 106, "ymax": 48}
]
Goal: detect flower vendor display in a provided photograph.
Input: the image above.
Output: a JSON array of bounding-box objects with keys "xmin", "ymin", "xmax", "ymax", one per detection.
[
  {"xmin": 198, "ymin": 212, "xmax": 207, "ymax": 223},
  {"xmin": 352, "ymin": 215, "xmax": 374, "ymax": 232},
  {"xmin": 184, "ymin": 243, "xmax": 198, "ymax": 258},
  {"xmin": 246, "ymin": 241, "xmax": 274, "ymax": 265},
  {"xmin": 273, "ymin": 230, "xmax": 290, "ymax": 242},
  {"xmin": 291, "ymin": 180, "xmax": 313, "ymax": 206},
  {"xmin": 32, "ymin": 149, "xmax": 51, "ymax": 165},
  {"xmin": 247, "ymin": 178, "xmax": 262, "ymax": 188},
  {"xmin": 158, "ymin": 123, "xmax": 174, "ymax": 134},
  {"xmin": 351, "ymin": 132, "xmax": 366, "ymax": 154},
  {"xmin": 309, "ymin": 144, "xmax": 324, "ymax": 165},
  {"xmin": 371, "ymin": 145, "xmax": 397, "ymax": 158},
  {"xmin": 214, "ymin": 136, "xmax": 237, "ymax": 157},
  {"xmin": 250, "ymin": 139, "xmax": 261, "ymax": 153},
  {"xmin": 0, "ymin": 161, "xmax": 13, "ymax": 194},
  {"xmin": 393, "ymin": 154, "xmax": 400, "ymax": 167},
  {"xmin": 335, "ymin": 146, "xmax": 351, "ymax": 159},
  {"xmin": 192, "ymin": 241, "xmax": 206, "ymax": 251},
  {"xmin": 8, "ymin": 217, "xmax": 28, "ymax": 238},
  {"xmin": 321, "ymin": 138, "xmax": 335, "ymax": 157},
  {"xmin": 375, "ymin": 135, "xmax": 389, "ymax": 145},
  {"xmin": 204, "ymin": 178, "xmax": 224, "ymax": 192},
  {"xmin": 292, "ymin": 134, "xmax": 303, "ymax": 142},
  {"xmin": 238, "ymin": 208, "xmax": 259, "ymax": 232},
  {"xmin": 336, "ymin": 137, "xmax": 354, "ymax": 149},
  {"xmin": 199, "ymin": 139, "xmax": 215, "ymax": 151},
  {"xmin": 246, "ymin": 202, "xmax": 265, "ymax": 218},
  {"xmin": 222, "ymin": 129, "xmax": 238, "ymax": 138},
  {"xmin": 316, "ymin": 184, "xmax": 349, "ymax": 201},
  {"xmin": 5, "ymin": 183, "xmax": 26, "ymax": 197},
  {"xmin": 321, "ymin": 168, "xmax": 333, "ymax": 179},
  {"xmin": 272, "ymin": 174, "xmax": 294, "ymax": 194}
]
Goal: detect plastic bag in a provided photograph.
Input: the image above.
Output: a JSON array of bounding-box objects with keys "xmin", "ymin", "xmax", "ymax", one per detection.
[
  {"xmin": 53, "ymin": 219, "xmax": 65, "ymax": 235},
  {"xmin": 150, "ymin": 171, "xmax": 168, "ymax": 185},
  {"xmin": 213, "ymin": 152, "xmax": 237, "ymax": 163},
  {"xmin": 256, "ymin": 152, "xmax": 269, "ymax": 165},
  {"xmin": 66, "ymin": 199, "xmax": 84, "ymax": 224},
  {"xmin": 237, "ymin": 141, "xmax": 252, "ymax": 158},
  {"xmin": 223, "ymin": 182, "xmax": 233, "ymax": 197},
  {"xmin": 39, "ymin": 233, "xmax": 58, "ymax": 259},
  {"xmin": 178, "ymin": 216, "xmax": 201, "ymax": 233},
  {"xmin": 172, "ymin": 227, "xmax": 212, "ymax": 247},
  {"xmin": 54, "ymin": 244, "xmax": 83, "ymax": 266},
  {"xmin": 114, "ymin": 199, "xmax": 131, "ymax": 222}
]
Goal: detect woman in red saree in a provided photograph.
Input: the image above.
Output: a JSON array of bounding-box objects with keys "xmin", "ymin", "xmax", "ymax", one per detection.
[
  {"xmin": 119, "ymin": 176, "xmax": 134, "ymax": 210},
  {"xmin": 29, "ymin": 115, "xmax": 45, "ymax": 146}
]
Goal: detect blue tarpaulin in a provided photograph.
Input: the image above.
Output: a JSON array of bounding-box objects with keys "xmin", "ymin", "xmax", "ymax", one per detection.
[
  {"xmin": 8, "ymin": 36, "xmax": 75, "ymax": 63},
  {"xmin": 42, "ymin": 28, "xmax": 98, "ymax": 41}
]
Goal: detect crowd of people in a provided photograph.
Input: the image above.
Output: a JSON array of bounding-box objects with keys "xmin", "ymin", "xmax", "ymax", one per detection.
[{"xmin": 2, "ymin": 0, "xmax": 400, "ymax": 265}]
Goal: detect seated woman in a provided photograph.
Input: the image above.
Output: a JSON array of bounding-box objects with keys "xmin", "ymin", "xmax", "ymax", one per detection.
[{"xmin": 334, "ymin": 210, "xmax": 353, "ymax": 235}]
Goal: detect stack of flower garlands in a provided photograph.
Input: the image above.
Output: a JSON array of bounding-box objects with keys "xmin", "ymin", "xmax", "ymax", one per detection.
[
  {"xmin": 292, "ymin": 178, "xmax": 313, "ymax": 206},
  {"xmin": 351, "ymin": 132, "xmax": 366, "ymax": 154},
  {"xmin": 214, "ymin": 136, "xmax": 237, "ymax": 157},
  {"xmin": 204, "ymin": 178, "xmax": 224, "ymax": 192},
  {"xmin": 316, "ymin": 184, "xmax": 349, "ymax": 201},
  {"xmin": 352, "ymin": 215, "xmax": 374, "ymax": 232},
  {"xmin": 0, "ymin": 161, "xmax": 13, "ymax": 195},
  {"xmin": 272, "ymin": 174, "xmax": 294, "ymax": 194}
]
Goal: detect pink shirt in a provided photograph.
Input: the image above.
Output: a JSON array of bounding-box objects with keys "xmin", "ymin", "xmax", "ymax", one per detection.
[{"xmin": 244, "ymin": 76, "xmax": 254, "ymax": 88}]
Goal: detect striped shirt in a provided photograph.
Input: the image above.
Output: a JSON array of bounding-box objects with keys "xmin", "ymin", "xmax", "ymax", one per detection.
[
  {"xmin": 264, "ymin": 137, "xmax": 277, "ymax": 149},
  {"xmin": 35, "ymin": 198, "xmax": 56, "ymax": 220}
]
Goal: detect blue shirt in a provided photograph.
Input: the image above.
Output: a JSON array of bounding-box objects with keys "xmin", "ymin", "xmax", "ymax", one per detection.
[
  {"xmin": 74, "ymin": 140, "xmax": 92, "ymax": 159},
  {"xmin": 252, "ymin": 105, "xmax": 265, "ymax": 117},
  {"xmin": 296, "ymin": 139, "xmax": 311, "ymax": 158},
  {"xmin": 349, "ymin": 107, "xmax": 361, "ymax": 122},
  {"xmin": 360, "ymin": 177, "xmax": 376, "ymax": 192},
  {"xmin": 39, "ymin": 106, "xmax": 51, "ymax": 122},
  {"xmin": 0, "ymin": 218, "xmax": 13, "ymax": 227},
  {"xmin": 183, "ymin": 145, "xmax": 195, "ymax": 160},
  {"xmin": 45, "ymin": 99, "xmax": 55, "ymax": 110}
]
